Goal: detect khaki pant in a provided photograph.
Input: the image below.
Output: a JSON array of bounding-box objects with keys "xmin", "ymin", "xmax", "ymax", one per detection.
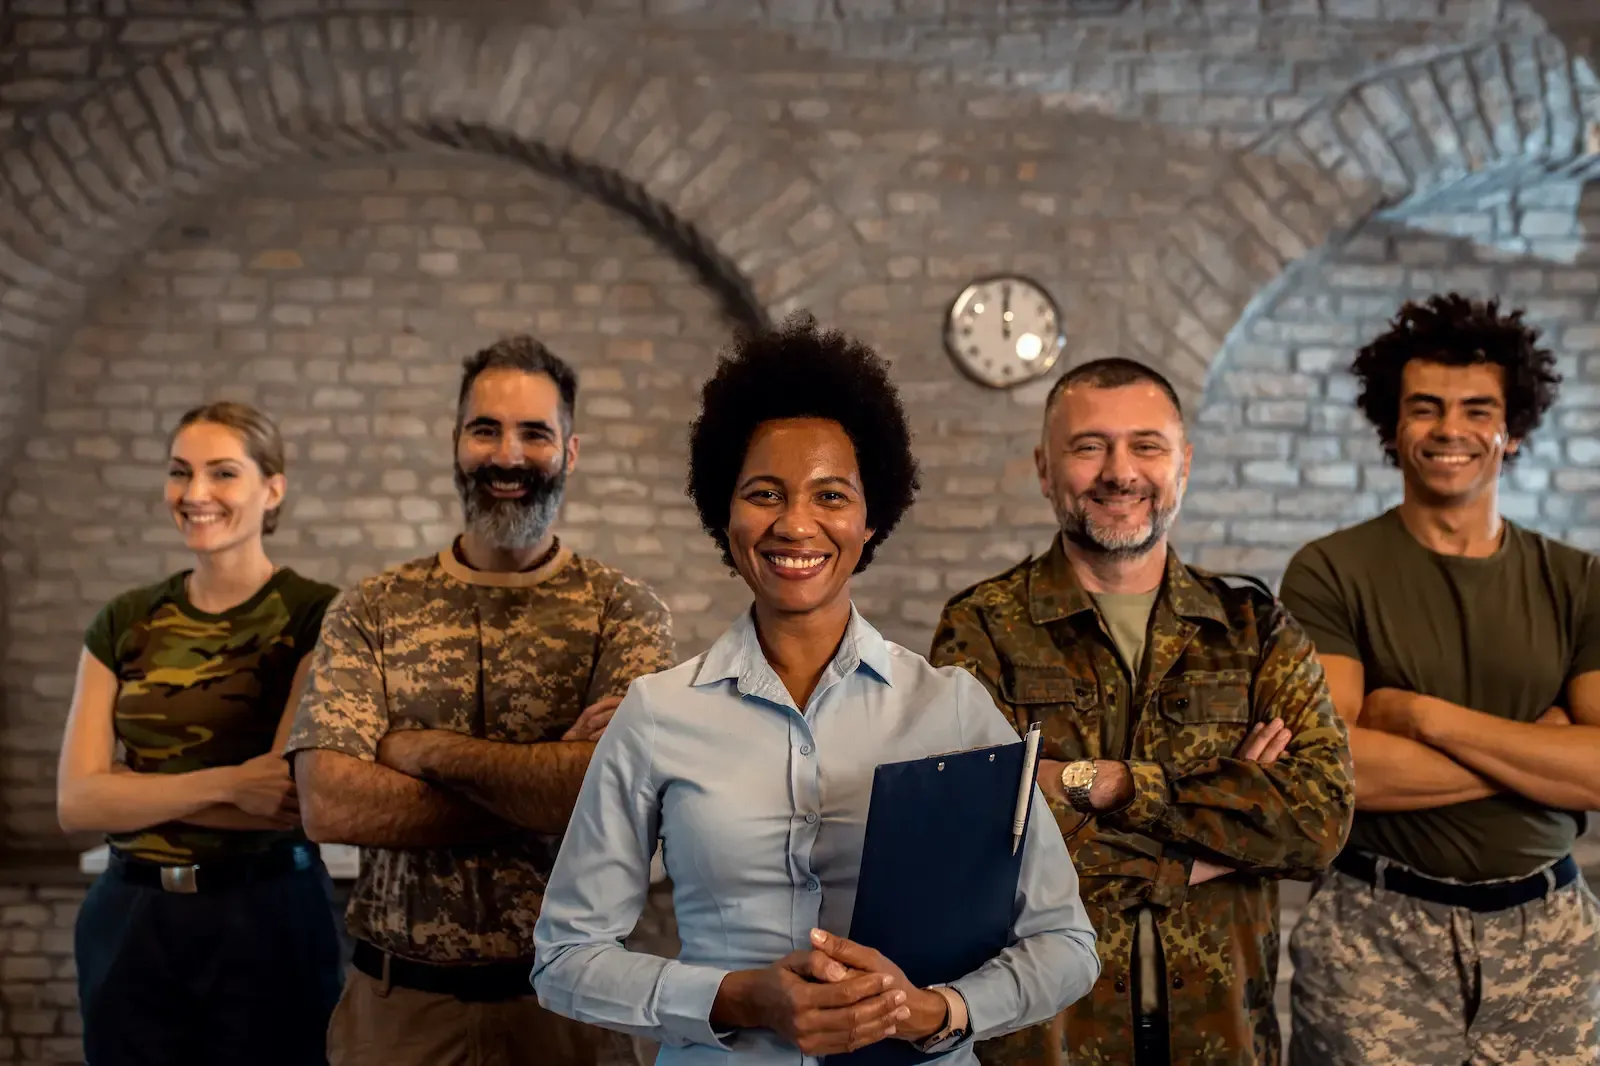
[
  {"xmin": 328, "ymin": 967, "xmax": 629, "ymax": 1066},
  {"xmin": 1289, "ymin": 860, "xmax": 1600, "ymax": 1065}
]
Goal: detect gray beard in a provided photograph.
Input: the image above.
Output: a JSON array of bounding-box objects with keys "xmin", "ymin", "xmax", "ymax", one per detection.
[
  {"xmin": 1056, "ymin": 480, "xmax": 1183, "ymax": 561},
  {"xmin": 456, "ymin": 470, "xmax": 565, "ymax": 552}
]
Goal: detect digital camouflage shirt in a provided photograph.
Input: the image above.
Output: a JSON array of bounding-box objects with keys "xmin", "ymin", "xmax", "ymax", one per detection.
[
  {"xmin": 930, "ymin": 539, "xmax": 1354, "ymax": 1066},
  {"xmin": 85, "ymin": 567, "xmax": 338, "ymax": 863},
  {"xmin": 283, "ymin": 539, "xmax": 674, "ymax": 964}
]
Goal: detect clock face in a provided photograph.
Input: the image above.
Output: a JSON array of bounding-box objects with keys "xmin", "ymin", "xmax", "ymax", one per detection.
[{"xmin": 943, "ymin": 276, "xmax": 1065, "ymax": 389}]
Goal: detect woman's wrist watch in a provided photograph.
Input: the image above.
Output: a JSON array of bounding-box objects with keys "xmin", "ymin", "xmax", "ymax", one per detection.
[
  {"xmin": 1059, "ymin": 760, "xmax": 1098, "ymax": 812},
  {"xmin": 912, "ymin": 985, "xmax": 970, "ymax": 1053}
]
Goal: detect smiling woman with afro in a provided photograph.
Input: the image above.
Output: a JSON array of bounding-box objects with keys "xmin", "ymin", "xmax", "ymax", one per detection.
[
  {"xmin": 686, "ymin": 313, "xmax": 921, "ymax": 574},
  {"xmin": 530, "ymin": 313, "xmax": 1101, "ymax": 1062}
]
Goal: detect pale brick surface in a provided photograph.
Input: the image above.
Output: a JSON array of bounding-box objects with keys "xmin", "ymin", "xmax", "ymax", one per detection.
[
  {"xmin": 0, "ymin": 885, "xmax": 84, "ymax": 1066},
  {"xmin": 1, "ymin": 2, "xmax": 1600, "ymax": 1062}
]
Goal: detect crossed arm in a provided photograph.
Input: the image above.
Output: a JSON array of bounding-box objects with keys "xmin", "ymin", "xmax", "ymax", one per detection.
[
  {"xmin": 929, "ymin": 604, "xmax": 1355, "ymax": 891},
  {"xmin": 1321, "ymin": 652, "xmax": 1600, "ymax": 813},
  {"xmin": 295, "ymin": 748, "xmax": 521, "ymax": 848},
  {"xmin": 58, "ymin": 650, "xmax": 308, "ymax": 835},
  {"xmin": 291, "ymin": 695, "xmax": 616, "ymax": 846},
  {"xmin": 368, "ymin": 698, "xmax": 617, "ymax": 835},
  {"xmin": 287, "ymin": 580, "xmax": 655, "ymax": 846}
]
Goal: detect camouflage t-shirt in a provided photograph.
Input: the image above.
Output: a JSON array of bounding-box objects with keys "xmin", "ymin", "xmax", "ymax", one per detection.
[
  {"xmin": 84, "ymin": 567, "xmax": 339, "ymax": 864},
  {"xmin": 283, "ymin": 538, "xmax": 675, "ymax": 963}
]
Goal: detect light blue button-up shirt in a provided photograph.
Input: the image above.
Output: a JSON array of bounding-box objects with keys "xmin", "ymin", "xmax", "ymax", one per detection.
[{"xmin": 532, "ymin": 605, "xmax": 1100, "ymax": 1064}]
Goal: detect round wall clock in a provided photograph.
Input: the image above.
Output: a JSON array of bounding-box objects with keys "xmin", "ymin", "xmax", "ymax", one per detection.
[{"xmin": 943, "ymin": 275, "xmax": 1066, "ymax": 389}]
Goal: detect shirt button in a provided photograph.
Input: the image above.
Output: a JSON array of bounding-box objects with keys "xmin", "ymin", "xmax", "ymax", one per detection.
[
  {"xmin": 807, "ymin": 880, "xmax": 819, "ymax": 891},
  {"xmin": 805, "ymin": 812, "xmax": 818, "ymax": 824},
  {"xmin": 800, "ymin": 744, "xmax": 813, "ymax": 755}
]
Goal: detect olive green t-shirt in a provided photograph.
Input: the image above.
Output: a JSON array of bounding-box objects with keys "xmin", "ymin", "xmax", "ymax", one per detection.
[
  {"xmin": 1280, "ymin": 508, "xmax": 1600, "ymax": 881},
  {"xmin": 1091, "ymin": 589, "xmax": 1159, "ymax": 759},
  {"xmin": 84, "ymin": 567, "xmax": 339, "ymax": 863}
]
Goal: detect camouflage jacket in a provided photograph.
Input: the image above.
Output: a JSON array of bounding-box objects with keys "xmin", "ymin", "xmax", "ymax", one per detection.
[
  {"xmin": 929, "ymin": 538, "xmax": 1354, "ymax": 1066},
  {"xmin": 284, "ymin": 539, "xmax": 674, "ymax": 963}
]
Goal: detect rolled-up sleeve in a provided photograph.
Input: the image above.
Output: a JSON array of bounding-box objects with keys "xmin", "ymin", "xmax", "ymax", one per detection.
[
  {"xmin": 531, "ymin": 685, "xmax": 734, "ymax": 1050},
  {"xmin": 946, "ymin": 670, "xmax": 1101, "ymax": 1043}
]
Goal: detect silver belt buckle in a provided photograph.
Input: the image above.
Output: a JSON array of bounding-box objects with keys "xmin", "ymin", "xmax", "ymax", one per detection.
[{"xmin": 160, "ymin": 865, "xmax": 200, "ymax": 894}]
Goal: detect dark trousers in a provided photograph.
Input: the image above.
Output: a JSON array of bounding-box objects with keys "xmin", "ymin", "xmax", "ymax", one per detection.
[{"xmin": 75, "ymin": 848, "xmax": 344, "ymax": 1066}]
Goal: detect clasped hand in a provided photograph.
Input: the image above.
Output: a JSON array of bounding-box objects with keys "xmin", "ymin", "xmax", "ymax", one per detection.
[{"xmin": 715, "ymin": 928, "xmax": 947, "ymax": 1056}]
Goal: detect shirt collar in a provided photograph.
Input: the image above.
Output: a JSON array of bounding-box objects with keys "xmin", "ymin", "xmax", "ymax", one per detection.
[
  {"xmin": 693, "ymin": 602, "xmax": 894, "ymax": 696},
  {"xmin": 1026, "ymin": 534, "xmax": 1228, "ymax": 628}
]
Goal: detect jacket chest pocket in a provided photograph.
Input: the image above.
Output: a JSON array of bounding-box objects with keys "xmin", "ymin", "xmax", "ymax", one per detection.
[
  {"xmin": 1002, "ymin": 666, "xmax": 1100, "ymax": 760},
  {"xmin": 1156, "ymin": 670, "xmax": 1254, "ymax": 766}
]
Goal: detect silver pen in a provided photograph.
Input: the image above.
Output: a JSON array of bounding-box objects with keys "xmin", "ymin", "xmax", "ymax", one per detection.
[{"xmin": 1012, "ymin": 723, "xmax": 1042, "ymax": 855}]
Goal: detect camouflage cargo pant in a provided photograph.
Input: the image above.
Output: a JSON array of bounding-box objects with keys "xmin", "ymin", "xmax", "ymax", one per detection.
[{"xmin": 1288, "ymin": 858, "xmax": 1600, "ymax": 1065}]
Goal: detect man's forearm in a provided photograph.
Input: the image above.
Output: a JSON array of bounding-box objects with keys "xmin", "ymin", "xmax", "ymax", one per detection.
[
  {"xmin": 1102, "ymin": 746, "xmax": 1353, "ymax": 879},
  {"xmin": 1349, "ymin": 725, "xmax": 1499, "ymax": 812},
  {"xmin": 295, "ymin": 750, "xmax": 518, "ymax": 848},
  {"xmin": 1419, "ymin": 701, "xmax": 1600, "ymax": 810},
  {"xmin": 409, "ymin": 735, "xmax": 598, "ymax": 834}
]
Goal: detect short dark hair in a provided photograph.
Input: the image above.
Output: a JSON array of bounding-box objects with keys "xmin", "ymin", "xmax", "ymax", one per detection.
[
  {"xmin": 1352, "ymin": 293, "xmax": 1560, "ymax": 466},
  {"xmin": 455, "ymin": 335, "xmax": 578, "ymax": 438},
  {"xmin": 687, "ymin": 314, "xmax": 921, "ymax": 572},
  {"xmin": 1043, "ymin": 357, "xmax": 1184, "ymax": 422}
]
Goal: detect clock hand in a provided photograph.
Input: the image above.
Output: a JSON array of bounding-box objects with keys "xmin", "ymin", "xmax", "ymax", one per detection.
[{"xmin": 1002, "ymin": 284, "xmax": 1012, "ymax": 339}]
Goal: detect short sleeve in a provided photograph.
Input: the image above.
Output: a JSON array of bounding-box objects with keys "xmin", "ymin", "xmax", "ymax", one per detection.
[
  {"xmin": 1568, "ymin": 555, "xmax": 1600, "ymax": 680},
  {"xmin": 1278, "ymin": 545, "xmax": 1361, "ymax": 661},
  {"xmin": 82, "ymin": 585, "xmax": 159, "ymax": 675},
  {"xmin": 288, "ymin": 579, "xmax": 340, "ymax": 666},
  {"xmin": 282, "ymin": 586, "xmax": 390, "ymax": 763},
  {"xmin": 83, "ymin": 600, "xmax": 122, "ymax": 673},
  {"xmin": 586, "ymin": 575, "xmax": 675, "ymax": 706}
]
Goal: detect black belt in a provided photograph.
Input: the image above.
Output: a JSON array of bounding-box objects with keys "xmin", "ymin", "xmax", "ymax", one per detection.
[
  {"xmin": 350, "ymin": 940, "xmax": 535, "ymax": 1003},
  {"xmin": 108, "ymin": 842, "xmax": 320, "ymax": 894},
  {"xmin": 1334, "ymin": 851, "xmax": 1579, "ymax": 913}
]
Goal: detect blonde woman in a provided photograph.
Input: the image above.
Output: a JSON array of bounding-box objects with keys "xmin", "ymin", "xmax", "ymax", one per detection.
[{"xmin": 57, "ymin": 401, "xmax": 343, "ymax": 1066}]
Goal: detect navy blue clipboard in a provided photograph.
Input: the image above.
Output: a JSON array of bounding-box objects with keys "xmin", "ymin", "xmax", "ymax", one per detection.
[{"xmin": 826, "ymin": 739, "xmax": 1037, "ymax": 1065}]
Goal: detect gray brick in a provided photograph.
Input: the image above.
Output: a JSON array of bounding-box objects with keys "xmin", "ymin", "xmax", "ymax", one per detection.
[
  {"xmin": 1241, "ymin": 460, "xmax": 1301, "ymax": 486},
  {"xmin": 1183, "ymin": 489, "xmax": 1278, "ymax": 517},
  {"xmin": 1246, "ymin": 400, "xmax": 1310, "ymax": 427}
]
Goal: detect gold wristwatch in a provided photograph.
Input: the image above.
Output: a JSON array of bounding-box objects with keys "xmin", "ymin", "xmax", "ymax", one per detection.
[{"xmin": 1059, "ymin": 760, "xmax": 1098, "ymax": 812}]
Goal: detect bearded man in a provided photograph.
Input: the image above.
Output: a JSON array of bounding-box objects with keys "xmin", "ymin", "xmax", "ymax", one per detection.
[
  {"xmin": 285, "ymin": 335, "xmax": 675, "ymax": 1066},
  {"xmin": 929, "ymin": 357, "xmax": 1353, "ymax": 1066}
]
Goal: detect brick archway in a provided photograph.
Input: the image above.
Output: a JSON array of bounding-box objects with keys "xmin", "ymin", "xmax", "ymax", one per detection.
[
  {"xmin": 0, "ymin": 9, "xmax": 864, "ymax": 451},
  {"xmin": 0, "ymin": 11, "xmax": 869, "ymax": 844},
  {"xmin": 1121, "ymin": 32, "xmax": 1600, "ymax": 401}
]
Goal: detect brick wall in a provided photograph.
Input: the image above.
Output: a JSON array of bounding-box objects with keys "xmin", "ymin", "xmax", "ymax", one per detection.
[{"xmin": 0, "ymin": 884, "xmax": 82, "ymax": 1066}]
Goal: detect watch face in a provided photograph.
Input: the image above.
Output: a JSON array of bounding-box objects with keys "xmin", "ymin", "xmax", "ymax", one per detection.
[
  {"xmin": 1061, "ymin": 761, "xmax": 1095, "ymax": 789},
  {"xmin": 943, "ymin": 275, "xmax": 1065, "ymax": 389}
]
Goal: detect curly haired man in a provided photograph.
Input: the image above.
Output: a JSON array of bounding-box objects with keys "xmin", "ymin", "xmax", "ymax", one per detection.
[{"xmin": 1280, "ymin": 293, "xmax": 1600, "ymax": 1065}]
